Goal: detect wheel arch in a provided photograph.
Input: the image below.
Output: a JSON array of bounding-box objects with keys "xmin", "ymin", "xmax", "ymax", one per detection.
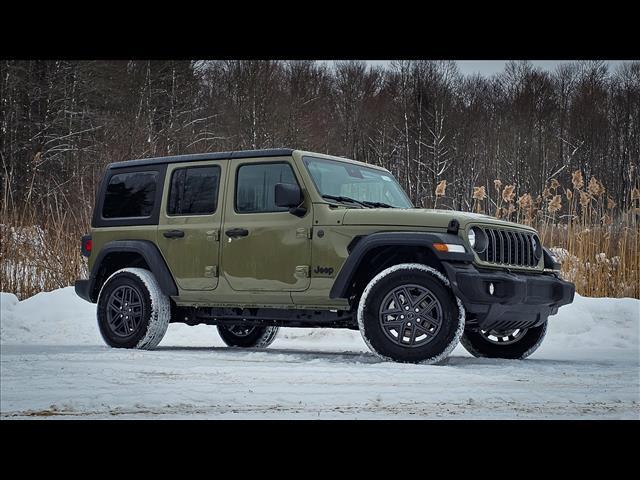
[
  {"xmin": 88, "ymin": 240, "xmax": 178, "ymax": 302},
  {"xmin": 329, "ymin": 231, "xmax": 472, "ymax": 302}
]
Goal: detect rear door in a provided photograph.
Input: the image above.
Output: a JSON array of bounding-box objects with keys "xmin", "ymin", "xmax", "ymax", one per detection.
[
  {"xmin": 221, "ymin": 157, "xmax": 312, "ymax": 292},
  {"xmin": 157, "ymin": 160, "xmax": 226, "ymax": 291}
]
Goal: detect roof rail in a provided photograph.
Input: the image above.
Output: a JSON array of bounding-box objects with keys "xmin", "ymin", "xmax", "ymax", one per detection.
[{"xmin": 108, "ymin": 148, "xmax": 294, "ymax": 169}]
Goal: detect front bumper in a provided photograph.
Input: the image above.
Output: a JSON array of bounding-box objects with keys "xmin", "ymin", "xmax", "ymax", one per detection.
[{"xmin": 442, "ymin": 262, "xmax": 575, "ymax": 331}]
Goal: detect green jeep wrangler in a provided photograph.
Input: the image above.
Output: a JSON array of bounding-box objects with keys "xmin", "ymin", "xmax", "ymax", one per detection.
[{"xmin": 75, "ymin": 149, "xmax": 575, "ymax": 364}]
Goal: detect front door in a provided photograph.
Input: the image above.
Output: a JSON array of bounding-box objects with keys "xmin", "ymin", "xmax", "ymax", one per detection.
[
  {"xmin": 157, "ymin": 160, "xmax": 225, "ymax": 291},
  {"xmin": 221, "ymin": 158, "xmax": 312, "ymax": 292}
]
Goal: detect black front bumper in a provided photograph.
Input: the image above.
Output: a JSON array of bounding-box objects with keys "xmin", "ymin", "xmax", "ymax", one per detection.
[
  {"xmin": 442, "ymin": 262, "xmax": 575, "ymax": 331},
  {"xmin": 75, "ymin": 279, "xmax": 92, "ymax": 303}
]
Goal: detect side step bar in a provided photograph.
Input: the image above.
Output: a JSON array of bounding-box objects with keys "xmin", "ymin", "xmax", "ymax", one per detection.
[{"xmin": 173, "ymin": 306, "xmax": 356, "ymax": 329}]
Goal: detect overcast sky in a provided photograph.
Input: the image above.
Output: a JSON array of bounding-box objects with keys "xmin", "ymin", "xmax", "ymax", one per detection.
[{"xmin": 359, "ymin": 60, "xmax": 629, "ymax": 76}]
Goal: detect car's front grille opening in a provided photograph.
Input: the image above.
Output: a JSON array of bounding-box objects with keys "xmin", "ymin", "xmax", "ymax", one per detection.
[{"xmin": 482, "ymin": 228, "xmax": 537, "ymax": 267}]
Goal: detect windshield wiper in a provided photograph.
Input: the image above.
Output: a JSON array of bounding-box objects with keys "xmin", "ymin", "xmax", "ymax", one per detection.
[
  {"xmin": 322, "ymin": 194, "xmax": 396, "ymax": 209},
  {"xmin": 322, "ymin": 194, "xmax": 368, "ymax": 208},
  {"xmin": 361, "ymin": 200, "xmax": 395, "ymax": 208}
]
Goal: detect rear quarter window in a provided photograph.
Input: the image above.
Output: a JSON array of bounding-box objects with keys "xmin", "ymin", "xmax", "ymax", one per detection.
[{"xmin": 102, "ymin": 171, "xmax": 158, "ymax": 218}]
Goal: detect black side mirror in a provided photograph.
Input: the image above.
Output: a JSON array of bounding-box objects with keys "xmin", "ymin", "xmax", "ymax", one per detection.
[
  {"xmin": 275, "ymin": 183, "xmax": 306, "ymax": 217},
  {"xmin": 275, "ymin": 183, "xmax": 302, "ymax": 208}
]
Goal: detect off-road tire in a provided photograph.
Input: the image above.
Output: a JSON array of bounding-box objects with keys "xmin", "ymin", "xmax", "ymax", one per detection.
[
  {"xmin": 460, "ymin": 322, "xmax": 548, "ymax": 359},
  {"xmin": 357, "ymin": 263, "xmax": 465, "ymax": 364},
  {"xmin": 97, "ymin": 268, "xmax": 171, "ymax": 349},
  {"xmin": 217, "ymin": 325, "xmax": 280, "ymax": 348}
]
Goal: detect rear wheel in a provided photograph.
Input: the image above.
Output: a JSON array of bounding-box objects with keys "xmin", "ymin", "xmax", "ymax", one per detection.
[
  {"xmin": 357, "ymin": 263, "xmax": 465, "ymax": 364},
  {"xmin": 460, "ymin": 322, "xmax": 548, "ymax": 359},
  {"xmin": 217, "ymin": 325, "xmax": 279, "ymax": 348},
  {"xmin": 97, "ymin": 268, "xmax": 171, "ymax": 349}
]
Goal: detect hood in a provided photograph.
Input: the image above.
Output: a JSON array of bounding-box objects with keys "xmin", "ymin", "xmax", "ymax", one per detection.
[{"xmin": 341, "ymin": 208, "xmax": 537, "ymax": 232}]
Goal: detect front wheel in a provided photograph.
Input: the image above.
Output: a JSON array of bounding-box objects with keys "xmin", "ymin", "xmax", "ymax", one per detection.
[
  {"xmin": 460, "ymin": 322, "xmax": 548, "ymax": 359},
  {"xmin": 217, "ymin": 325, "xmax": 279, "ymax": 348},
  {"xmin": 357, "ymin": 263, "xmax": 465, "ymax": 364}
]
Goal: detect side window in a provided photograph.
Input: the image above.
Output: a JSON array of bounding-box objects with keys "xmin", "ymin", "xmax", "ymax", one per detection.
[
  {"xmin": 236, "ymin": 163, "xmax": 298, "ymax": 213},
  {"xmin": 102, "ymin": 171, "xmax": 158, "ymax": 218},
  {"xmin": 168, "ymin": 165, "xmax": 220, "ymax": 216}
]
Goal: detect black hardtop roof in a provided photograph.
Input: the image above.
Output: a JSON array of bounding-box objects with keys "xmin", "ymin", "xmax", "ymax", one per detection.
[{"xmin": 108, "ymin": 148, "xmax": 294, "ymax": 169}]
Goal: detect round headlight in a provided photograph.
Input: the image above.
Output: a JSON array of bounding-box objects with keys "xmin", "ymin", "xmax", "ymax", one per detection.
[{"xmin": 469, "ymin": 227, "xmax": 488, "ymax": 253}]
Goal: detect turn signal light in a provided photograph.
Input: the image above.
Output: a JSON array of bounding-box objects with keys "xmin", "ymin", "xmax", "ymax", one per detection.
[{"xmin": 433, "ymin": 243, "xmax": 466, "ymax": 253}]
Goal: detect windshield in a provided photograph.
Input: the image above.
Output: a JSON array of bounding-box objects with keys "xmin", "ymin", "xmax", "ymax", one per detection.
[{"xmin": 302, "ymin": 156, "xmax": 413, "ymax": 209}]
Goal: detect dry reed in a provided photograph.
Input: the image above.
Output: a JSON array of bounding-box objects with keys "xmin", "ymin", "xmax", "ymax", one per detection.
[
  {"xmin": 1, "ymin": 173, "xmax": 638, "ymax": 300},
  {"xmin": 493, "ymin": 172, "xmax": 639, "ymax": 299},
  {"xmin": 1, "ymin": 207, "xmax": 89, "ymax": 300}
]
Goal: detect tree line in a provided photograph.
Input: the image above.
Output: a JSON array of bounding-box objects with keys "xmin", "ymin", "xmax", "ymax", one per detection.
[{"xmin": 1, "ymin": 59, "xmax": 639, "ymax": 221}]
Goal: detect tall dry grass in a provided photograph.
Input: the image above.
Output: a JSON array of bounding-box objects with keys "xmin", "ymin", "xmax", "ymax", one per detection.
[
  {"xmin": 1, "ymin": 171, "xmax": 638, "ymax": 300},
  {"xmin": 0, "ymin": 206, "xmax": 89, "ymax": 300}
]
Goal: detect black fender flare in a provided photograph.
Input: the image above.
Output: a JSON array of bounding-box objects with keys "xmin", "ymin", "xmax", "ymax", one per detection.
[
  {"xmin": 329, "ymin": 231, "xmax": 473, "ymax": 300},
  {"xmin": 87, "ymin": 240, "xmax": 178, "ymax": 302}
]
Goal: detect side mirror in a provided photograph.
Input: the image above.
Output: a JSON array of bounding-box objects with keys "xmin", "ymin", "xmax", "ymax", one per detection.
[
  {"xmin": 275, "ymin": 183, "xmax": 306, "ymax": 217},
  {"xmin": 275, "ymin": 183, "xmax": 302, "ymax": 208}
]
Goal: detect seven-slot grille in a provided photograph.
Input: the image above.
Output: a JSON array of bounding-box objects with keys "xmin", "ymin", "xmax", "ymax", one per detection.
[{"xmin": 480, "ymin": 228, "xmax": 539, "ymax": 267}]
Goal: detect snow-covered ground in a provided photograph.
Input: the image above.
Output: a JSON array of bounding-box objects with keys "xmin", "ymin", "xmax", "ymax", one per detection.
[{"xmin": 1, "ymin": 287, "xmax": 638, "ymax": 419}]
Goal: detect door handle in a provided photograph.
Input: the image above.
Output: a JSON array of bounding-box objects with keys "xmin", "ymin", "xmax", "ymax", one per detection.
[
  {"xmin": 225, "ymin": 228, "xmax": 249, "ymax": 239},
  {"xmin": 163, "ymin": 230, "xmax": 185, "ymax": 239}
]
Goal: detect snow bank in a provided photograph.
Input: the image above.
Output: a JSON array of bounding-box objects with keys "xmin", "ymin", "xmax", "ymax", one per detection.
[
  {"xmin": 542, "ymin": 294, "xmax": 639, "ymax": 360},
  {"xmin": 1, "ymin": 287, "xmax": 638, "ymax": 361},
  {"xmin": 1, "ymin": 288, "xmax": 102, "ymax": 345},
  {"xmin": 0, "ymin": 287, "xmax": 219, "ymax": 347}
]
